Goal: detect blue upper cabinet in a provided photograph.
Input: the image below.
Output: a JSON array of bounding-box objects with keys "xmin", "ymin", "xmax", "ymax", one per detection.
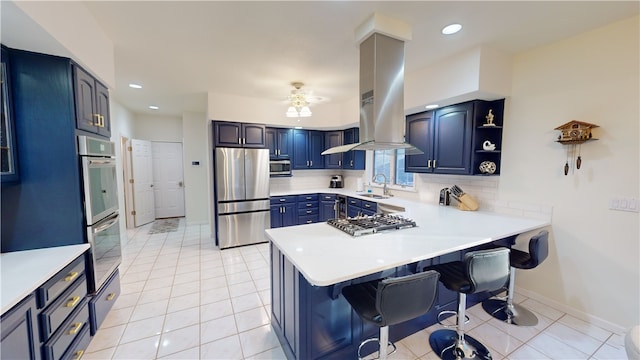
[
  {"xmin": 342, "ymin": 127, "xmax": 365, "ymax": 170},
  {"xmin": 432, "ymin": 102, "xmax": 473, "ymax": 174},
  {"xmin": 405, "ymin": 112, "xmax": 434, "ymax": 173},
  {"xmin": 293, "ymin": 129, "xmax": 324, "ymax": 169},
  {"xmin": 214, "ymin": 121, "xmax": 266, "ymax": 148},
  {"xmin": 73, "ymin": 64, "xmax": 111, "ymax": 138},
  {"xmin": 266, "ymin": 127, "xmax": 293, "ymax": 159},
  {"xmin": 324, "ymin": 131, "xmax": 343, "ymax": 169},
  {"xmin": 405, "ymin": 102, "xmax": 473, "ymax": 175},
  {"xmin": 1, "ymin": 46, "xmax": 19, "ymax": 183}
]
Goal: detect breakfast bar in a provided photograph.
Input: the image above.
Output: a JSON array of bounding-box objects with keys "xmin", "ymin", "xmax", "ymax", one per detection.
[{"xmin": 266, "ymin": 201, "xmax": 549, "ymax": 359}]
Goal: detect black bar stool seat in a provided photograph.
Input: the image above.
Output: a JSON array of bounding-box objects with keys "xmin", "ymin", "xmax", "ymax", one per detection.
[
  {"xmin": 342, "ymin": 270, "xmax": 440, "ymax": 360},
  {"xmin": 427, "ymin": 248, "xmax": 510, "ymax": 360},
  {"xmin": 482, "ymin": 230, "xmax": 549, "ymax": 326}
]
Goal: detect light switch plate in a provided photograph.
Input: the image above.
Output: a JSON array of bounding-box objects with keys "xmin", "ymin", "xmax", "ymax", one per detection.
[{"xmin": 610, "ymin": 196, "xmax": 639, "ymax": 212}]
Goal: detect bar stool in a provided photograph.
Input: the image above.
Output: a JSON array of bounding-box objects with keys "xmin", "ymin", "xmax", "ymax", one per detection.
[
  {"xmin": 342, "ymin": 270, "xmax": 440, "ymax": 360},
  {"xmin": 427, "ymin": 248, "xmax": 510, "ymax": 360},
  {"xmin": 482, "ymin": 230, "xmax": 549, "ymax": 326}
]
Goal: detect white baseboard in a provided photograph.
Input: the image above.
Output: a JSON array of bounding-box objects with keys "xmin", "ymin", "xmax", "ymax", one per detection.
[{"xmin": 515, "ymin": 286, "xmax": 627, "ymax": 335}]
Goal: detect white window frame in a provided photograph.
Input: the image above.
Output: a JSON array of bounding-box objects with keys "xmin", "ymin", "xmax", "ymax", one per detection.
[{"xmin": 365, "ymin": 150, "xmax": 415, "ymax": 192}]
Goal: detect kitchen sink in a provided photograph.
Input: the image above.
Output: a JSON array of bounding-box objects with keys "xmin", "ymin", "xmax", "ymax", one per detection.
[{"xmin": 359, "ymin": 193, "xmax": 389, "ymax": 199}]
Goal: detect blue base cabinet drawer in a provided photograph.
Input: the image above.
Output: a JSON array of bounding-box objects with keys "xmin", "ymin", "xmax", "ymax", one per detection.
[
  {"xmin": 270, "ymin": 196, "xmax": 297, "ymax": 205},
  {"xmin": 298, "ymin": 214, "xmax": 319, "ymax": 225},
  {"xmin": 89, "ymin": 269, "xmax": 120, "ymax": 335},
  {"xmin": 37, "ymin": 256, "xmax": 85, "ymax": 310},
  {"xmin": 39, "ymin": 275, "xmax": 87, "ymax": 341},
  {"xmin": 42, "ymin": 299, "xmax": 89, "ymax": 360},
  {"xmin": 61, "ymin": 323, "xmax": 91, "ymax": 360}
]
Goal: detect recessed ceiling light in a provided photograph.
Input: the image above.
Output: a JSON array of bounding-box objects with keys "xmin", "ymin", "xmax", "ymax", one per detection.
[
  {"xmin": 442, "ymin": 23, "xmax": 462, "ymax": 35},
  {"xmin": 425, "ymin": 104, "xmax": 439, "ymax": 109},
  {"xmin": 148, "ymin": 105, "xmax": 159, "ymax": 110},
  {"xmin": 294, "ymin": 126, "xmax": 303, "ymax": 129},
  {"xmin": 128, "ymin": 83, "xmax": 142, "ymax": 89}
]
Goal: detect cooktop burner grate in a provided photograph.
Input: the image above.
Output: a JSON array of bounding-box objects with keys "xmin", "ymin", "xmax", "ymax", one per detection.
[{"xmin": 327, "ymin": 214, "xmax": 416, "ymax": 237}]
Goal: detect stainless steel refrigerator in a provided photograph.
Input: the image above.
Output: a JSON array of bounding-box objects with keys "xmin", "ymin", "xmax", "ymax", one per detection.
[{"xmin": 215, "ymin": 148, "xmax": 270, "ymax": 249}]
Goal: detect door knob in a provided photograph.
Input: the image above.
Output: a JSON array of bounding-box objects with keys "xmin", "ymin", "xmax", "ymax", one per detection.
[{"xmin": 179, "ymin": 181, "xmax": 183, "ymax": 187}]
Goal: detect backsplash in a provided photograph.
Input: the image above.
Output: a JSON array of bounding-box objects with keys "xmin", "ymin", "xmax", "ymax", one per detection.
[{"xmin": 272, "ymin": 171, "xmax": 552, "ymax": 222}]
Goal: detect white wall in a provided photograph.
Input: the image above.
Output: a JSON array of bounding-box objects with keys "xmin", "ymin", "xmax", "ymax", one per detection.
[
  {"xmin": 109, "ymin": 101, "xmax": 135, "ymax": 242},
  {"xmin": 500, "ymin": 15, "xmax": 639, "ymax": 329},
  {"xmin": 11, "ymin": 1, "xmax": 115, "ymax": 88},
  {"xmin": 182, "ymin": 112, "xmax": 210, "ymax": 225},
  {"xmin": 132, "ymin": 114, "xmax": 182, "ymax": 142}
]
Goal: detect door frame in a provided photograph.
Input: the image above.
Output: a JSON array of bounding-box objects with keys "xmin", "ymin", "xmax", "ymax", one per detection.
[{"xmin": 121, "ymin": 136, "xmax": 135, "ymax": 229}]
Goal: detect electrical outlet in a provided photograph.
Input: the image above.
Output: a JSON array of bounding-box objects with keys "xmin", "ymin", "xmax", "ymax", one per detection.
[{"xmin": 610, "ymin": 196, "xmax": 639, "ymax": 212}]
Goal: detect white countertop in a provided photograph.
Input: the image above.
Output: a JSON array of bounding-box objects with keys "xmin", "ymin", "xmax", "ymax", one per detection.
[
  {"xmin": 1, "ymin": 244, "xmax": 90, "ymax": 315},
  {"xmin": 266, "ymin": 195, "xmax": 550, "ymax": 287}
]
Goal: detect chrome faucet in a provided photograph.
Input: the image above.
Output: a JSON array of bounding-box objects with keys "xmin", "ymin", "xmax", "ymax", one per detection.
[{"xmin": 372, "ymin": 173, "xmax": 392, "ymax": 196}]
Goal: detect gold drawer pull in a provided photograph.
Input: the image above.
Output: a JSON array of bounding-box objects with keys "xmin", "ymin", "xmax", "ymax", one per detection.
[
  {"xmin": 92, "ymin": 114, "xmax": 101, "ymax": 126},
  {"xmin": 64, "ymin": 271, "xmax": 79, "ymax": 282},
  {"xmin": 73, "ymin": 350, "xmax": 84, "ymax": 360},
  {"xmin": 106, "ymin": 292, "xmax": 116, "ymax": 301},
  {"xmin": 66, "ymin": 296, "xmax": 81, "ymax": 308},
  {"xmin": 68, "ymin": 322, "xmax": 83, "ymax": 335}
]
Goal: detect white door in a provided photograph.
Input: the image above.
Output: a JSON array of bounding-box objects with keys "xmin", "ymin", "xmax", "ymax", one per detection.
[
  {"xmin": 152, "ymin": 142, "xmax": 185, "ymax": 219},
  {"xmin": 131, "ymin": 139, "xmax": 155, "ymax": 227}
]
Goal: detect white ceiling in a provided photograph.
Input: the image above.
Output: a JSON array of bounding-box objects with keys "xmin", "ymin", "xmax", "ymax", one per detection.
[{"xmin": 8, "ymin": 2, "xmax": 640, "ymax": 117}]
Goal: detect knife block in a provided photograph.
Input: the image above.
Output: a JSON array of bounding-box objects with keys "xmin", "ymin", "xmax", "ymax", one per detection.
[{"xmin": 456, "ymin": 193, "xmax": 479, "ymax": 211}]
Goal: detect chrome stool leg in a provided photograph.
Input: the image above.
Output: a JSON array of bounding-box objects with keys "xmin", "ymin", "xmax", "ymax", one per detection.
[
  {"xmin": 482, "ymin": 266, "xmax": 538, "ymax": 326},
  {"xmin": 357, "ymin": 326, "xmax": 397, "ymax": 360}
]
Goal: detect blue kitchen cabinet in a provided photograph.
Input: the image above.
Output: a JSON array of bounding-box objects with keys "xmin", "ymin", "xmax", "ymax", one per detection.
[
  {"xmin": 0, "ymin": 294, "xmax": 41, "ymax": 360},
  {"xmin": 2, "ymin": 48, "xmax": 86, "ymax": 252},
  {"xmin": 324, "ymin": 131, "xmax": 343, "ymax": 169},
  {"xmin": 74, "ymin": 64, "xmax": 111, "ymax": 138},
  {"xmin": 296, "ymin": 194, "xmax": 319, "ymax": 225},
  {"xmin": 405, "ymin": 111, "xmax": 433, "ymax": 172},
  {"xmin": 406, "ymin": 100, "xmax": 504, "ymax": 175},
  {"xmin": 432, "ymin": 103, "xmax": 473, "ymax": 174},
  {"xmin": 346, "ymin": 197, "xmax": 377, "ymax": 217},
  {"xmin": 319, "ymin": 194, "xmax": 337, "ymax": 221},
  {"xmin": 406, "ymin": 105, "xmax": 474, "ymax": 175},
  {"xmin": 269, "ymin": 244, "xmax": 495, "ymax": 360},
  {"xmin": 266, "ymin": 127, "xmax": 293, "ymax": 159},
  {"xmin": 405, "ymin": 102, "xmax": 473, "ymax": 174},
  {"xmin": 213, "ymin": 121, "xmax": 266, "ymax": 148},
  {"xmin": 270, "ymin": 196, "xmax": 297, "ymax": 228},
  {"xmin": 292, "ymin": 129, "xmax": 324, "ymax": 169},
  {"xmin": 342, "ymin": 127, "xmax": 365, "ymax": 170}
]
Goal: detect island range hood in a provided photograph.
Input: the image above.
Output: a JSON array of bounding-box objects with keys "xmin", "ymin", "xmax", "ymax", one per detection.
[{"xmin": 322, "ymin": 31, "xmax": 423, "ymax": 155}]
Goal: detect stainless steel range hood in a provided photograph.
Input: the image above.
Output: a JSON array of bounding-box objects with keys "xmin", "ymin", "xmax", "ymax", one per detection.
[{"xmin": 322, "ymin": 32, "xmax": 423, "ymax": 155}]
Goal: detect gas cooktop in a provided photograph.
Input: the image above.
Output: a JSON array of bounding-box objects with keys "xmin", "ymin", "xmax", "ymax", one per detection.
[{"xmin": 327, "ymin": 214, "xmax": 417, "ymax": 237}]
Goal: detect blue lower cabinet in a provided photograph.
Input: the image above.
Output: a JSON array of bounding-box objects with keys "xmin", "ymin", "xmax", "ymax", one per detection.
[
  {"xmin": 271, "ymin": 196, "xmax": 297, "ymax": 228},
  {"xmin": 39, "ymin": 275, "xmax": 88, "ymax": 342},
  {"xmin": 41, "ymin": 299, "xmax": 89, "ymax": 360},
  {"xmin": 0, "ymin": 294, "xmax": 41, "ymax": 360},
  {"xmin": 270, "ymin": 245, "xmax": 492, "ymax": 359},
  {"xmin": 61, "ymin": 324, "xmax": 91, "ymax": 360},
  {"xmin": 297, "ymin": 194, "xmax": 318, "ymax": 225},
  {"xmin": 319, "ymin": 200, "xmax": 336, "ymax": 221},
  {"xmin": 89, "ymin": 269, "xmax": 120, "ymax": 335}
]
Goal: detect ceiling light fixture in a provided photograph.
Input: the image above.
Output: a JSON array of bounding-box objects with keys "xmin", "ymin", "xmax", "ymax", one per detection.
[
  {"xmin": 149, "ymin": 105, "xmax": 159, "ymax": 110},
  {"xmin": 286, "ymin": 82, "xmax": 312, "ymax": 118},
  {"xmin": 442, "ymin": 23, "xmax": 462, "ymax": 35},
  {"xmin": 129, "ymin": 83, "xmax": 142, "ymax": 89},
  {"xmin": 425, "ymin": 104, "xmax": 439, "ymax": 109}
]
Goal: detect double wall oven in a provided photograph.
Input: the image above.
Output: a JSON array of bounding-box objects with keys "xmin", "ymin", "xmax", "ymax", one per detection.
[{"xmin": 78, "ymin": 135, "xmax": 122, "ymax": 293}]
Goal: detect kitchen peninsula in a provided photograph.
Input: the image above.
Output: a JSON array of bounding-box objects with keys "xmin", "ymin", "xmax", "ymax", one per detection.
[{"xmin": 266, "ymin": 196, "xmax": 549, "ymax": 359}]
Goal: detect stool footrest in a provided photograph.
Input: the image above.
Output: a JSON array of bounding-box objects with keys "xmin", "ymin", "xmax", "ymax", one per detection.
[
  {"xmin": 437, "ymin": 310, "xmax": 470, "ymax": 328},
  {"xmin": 357, "ymin": 338, "xmax": 397, "ymax": 360}
]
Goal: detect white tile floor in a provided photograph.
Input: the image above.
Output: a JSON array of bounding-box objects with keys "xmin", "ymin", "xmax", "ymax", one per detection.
[{"xmin": 84, "ymin": 219, "xmax": 628, "ymax": 360}]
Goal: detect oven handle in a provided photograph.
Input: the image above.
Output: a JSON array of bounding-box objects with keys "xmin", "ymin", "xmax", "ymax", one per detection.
[
  {"xmin": 93, "ymin": 213, "xmax": 119, "ymax": 234},
  {"xmin": 88, "ymin": 159, "xmax": 116, "ymax": 166}
]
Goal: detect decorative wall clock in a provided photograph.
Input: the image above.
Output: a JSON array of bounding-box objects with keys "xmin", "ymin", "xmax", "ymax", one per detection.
[{"xmin": 554, "ymin": 120, "xmax": 599, "ymax": 175}]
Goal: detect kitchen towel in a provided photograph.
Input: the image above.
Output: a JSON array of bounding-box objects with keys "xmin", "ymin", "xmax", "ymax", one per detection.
[{"xmin": 356, "ymin": 178, "xmax": 364, "ymax": 192}]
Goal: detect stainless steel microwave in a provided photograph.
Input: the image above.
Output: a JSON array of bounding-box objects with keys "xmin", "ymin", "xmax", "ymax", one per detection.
[{"xmin": 270, "ymin": 159, "xmax": 292, "ymax": 176}]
